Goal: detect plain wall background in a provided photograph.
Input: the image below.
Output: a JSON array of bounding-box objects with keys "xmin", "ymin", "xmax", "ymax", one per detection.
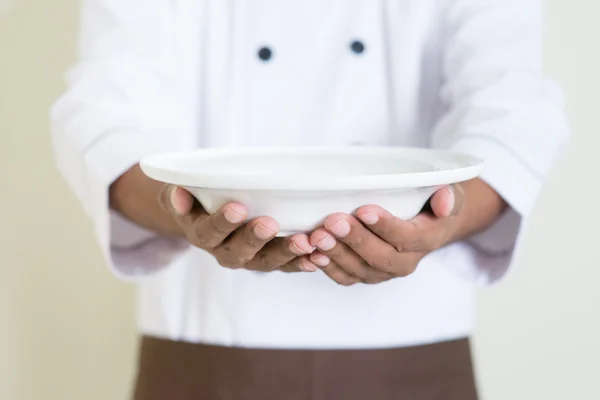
[{"xmin": 0, "ymin": 1, "xmax": 598, "ymax": 399}]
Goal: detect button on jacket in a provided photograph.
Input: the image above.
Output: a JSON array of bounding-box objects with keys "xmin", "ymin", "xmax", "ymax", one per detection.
[{"xmin": 51, "ymin": 0, "xmax": 569, "ymax": 349}]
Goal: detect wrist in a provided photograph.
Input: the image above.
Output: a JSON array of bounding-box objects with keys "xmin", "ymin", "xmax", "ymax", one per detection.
[{"xmin": 110, "ymin": 164, "xmax": 185, "ymax": 237}]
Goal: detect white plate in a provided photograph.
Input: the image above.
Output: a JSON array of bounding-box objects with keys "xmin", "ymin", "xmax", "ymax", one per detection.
[{"xmin": 140, "ymin": 147, "xmax": 482, "ymax": 235}]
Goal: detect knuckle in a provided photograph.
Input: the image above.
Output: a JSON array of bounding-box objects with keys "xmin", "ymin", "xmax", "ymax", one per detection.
[
  {"xmin": 191, "ymin": 234, "xmax": 212, "ymax": 249},
  {"xmin": 331, "ymin": 243, "xmax": 350, "ymax": 258},
  {"xmin": 376, "ymin": 225, "xmax": 393, "ymax": 238},
  {"xmin": 346, "ymin": 234, "xmax": 366, "ymax": 249},
  {"xmin": 215, "ymin": 249, "xmax": 249, "ymax": 269},
  {"xmin": 289, "ymin": 260, "xmax": 305, "ymax": 272},
  {"xmin": 414, "ymin": 238, "xmax": 425, "ymax": 250},
  {"xmin": 258, "ymin": 254, "xmax": 282, "ymax": 271},
  {"xmin": 256, "ymin": 252, "xmax": 277, "ymax": 269},
  {"xmin": 395, "ymin": 238, "xmax": 419, "ymax": 253},
  {"xmin": 281, "ymin": 263, "xmax": 299, "ymax": 272},
  {"xmin": 355, "ymin": 264, "xmax": 376, "ymax": 281},
  {"xmin": 356, "ymin": 269, "xmax": 370, "ymax": 280},
  {"xmin": 243, "ymin": 235, "xmax": 261, "ymax": 249},
  {"xmin": 407, "ymin": 238, "xmax": 421, "ymax": 251},
  {"xmin": 235, "ymin": 254, "xmax": 253, "ymax": 266},
  {"xmin": 192, "ymin": 226, "xmax": 218, "ymax": 249},
  {"xmin": 278, "ymin": 264, "xmax": 293, "ymax": 273},
  {"xmin": 360, "ymin": 270, "xmax": 377, "ymax": 284},
  {"xmin": 210, "ymin": 217, "xmax": 232, "ymax": 235},
  {"xmin": 371, "ymin": 256, "xmax": 396, "ymax": 272},
  {"xmin": 350, "ymin": 270, "xmax": 367, "ymax": 281}
]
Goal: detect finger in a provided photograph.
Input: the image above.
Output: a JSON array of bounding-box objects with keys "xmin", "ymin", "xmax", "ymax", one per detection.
[
  {"xmin": 312, "ymin": 248, "xmax": 419, "ymax": 281},
  {"xmin": 159, "ymin": 184, "xmax": 208, "ymax": 229},
  {"xmin": 311, "ymin": 250, "xmax": 392, "ymax": 284},
  {"xmin": 310, "ymin": 228, "xmax": 389, "ymax": 282},
  {"xmin": 356, "ymin": 205, "xmax": 436, "ymax": 253},
  {"xmin": 322, "ymin": 213, "xmax": 401, "ymax": 275},
  {"xmin": 159, "ymin": 185, "xmax": 194, "ymax": 216},
  {"xmin": 190, "ymin": 202, "xmax": 248, "ymax": 249},
  {"xmin": 315, "ymin": 258, "xmax": 361, "ymax": 286},
  {"xmin": 159, "ymin": 185, "xmax": 213, "ymax": 237},
  {"xmin": 430, "ymin": 184, "xmax": 464, "ymax": 218},
  {"xmin": 309, "ymin": 251, "xmax": 331, "ymax": 268},
  {"xmin": 279, "ymin": 255, "xmax": 319, "ymax": 273},
  {"xmin": 246, "ymin": 234, "xmax": 316, "ymax": 272},
  {"xmin": 213, "ymin": 216, "xmax": 279, "ymax": 268}
]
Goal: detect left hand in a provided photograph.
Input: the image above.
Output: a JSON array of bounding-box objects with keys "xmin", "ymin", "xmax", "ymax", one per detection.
[{"xmin": 308, "ymin": 184, "xmax": 465, "ymax": 286}]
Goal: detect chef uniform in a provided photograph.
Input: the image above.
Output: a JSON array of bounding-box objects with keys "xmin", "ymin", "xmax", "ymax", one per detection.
[{"xmin": 50, "ymin": 0, "xmax": 569, "ymax": 399}]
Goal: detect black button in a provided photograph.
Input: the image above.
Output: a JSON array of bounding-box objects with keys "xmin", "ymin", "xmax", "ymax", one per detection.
[
  {"xmin": 258, "ymin": 47, "xmax": 273, "ymax": 61},
  {"xmin": 350, "ymin": 40, "xmax": 365, "ymax": 54}
]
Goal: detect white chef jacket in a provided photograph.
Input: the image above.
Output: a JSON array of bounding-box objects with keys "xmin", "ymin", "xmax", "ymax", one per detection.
[{"xmin": 50, "ymin": 0, "xmax": 569, "ymax": 349}]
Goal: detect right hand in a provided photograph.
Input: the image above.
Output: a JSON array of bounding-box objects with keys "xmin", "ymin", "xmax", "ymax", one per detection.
[{"xmin": 159, "ymin": 185, "xmax": 318, "ymax": 273}]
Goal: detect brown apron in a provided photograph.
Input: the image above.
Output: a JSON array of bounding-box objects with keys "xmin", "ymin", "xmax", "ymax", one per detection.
[{"xmin": 133, "ymin": 336, "xmax": 478, "ymax": 400}]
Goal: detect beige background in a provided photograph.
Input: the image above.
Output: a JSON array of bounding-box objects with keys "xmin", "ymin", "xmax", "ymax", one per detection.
[{"xmin": 1, "ymin": 1, "xmax": 598, "ymax": 399}]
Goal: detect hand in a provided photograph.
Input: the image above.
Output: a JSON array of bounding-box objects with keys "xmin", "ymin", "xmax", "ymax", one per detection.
[
  {"xmin": 109, "ymin": 165, "xmax": 318, "ymax": 273},
  {"xmin": 159, "ymin": 185, "xmax": 318, "ymax": 273},
  {"xmin": 307, "ymin": 179, "xmax": 505, "ymax": 286}
]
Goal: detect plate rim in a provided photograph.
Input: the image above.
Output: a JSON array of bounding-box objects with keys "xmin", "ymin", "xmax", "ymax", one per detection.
[{"xmin": 139, "ymin": 146, "xmax": 483, "ymax": 191}]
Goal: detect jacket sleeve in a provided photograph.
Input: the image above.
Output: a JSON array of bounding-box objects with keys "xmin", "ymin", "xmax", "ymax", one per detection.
[
  {"xmin": 50, "ymin": 0, "xmax": 189, "ymax": 281},
  {"xmin": 429, "ymin": 0, "xmax": 570, "ymax": 284}
]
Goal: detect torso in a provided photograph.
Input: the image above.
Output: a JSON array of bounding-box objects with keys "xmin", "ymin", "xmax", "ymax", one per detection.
[{"xmin": 138, "ymin": 0, "xmax": 479, "ymax": 349}]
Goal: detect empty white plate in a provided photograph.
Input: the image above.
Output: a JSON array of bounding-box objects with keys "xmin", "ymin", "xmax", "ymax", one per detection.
[{"xmin": 140, "ymin": 147, "xmax": 483, "ymax": 235}]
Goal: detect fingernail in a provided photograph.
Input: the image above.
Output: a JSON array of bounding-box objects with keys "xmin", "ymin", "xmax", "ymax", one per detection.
[
  {"xmin": 254, "ymin": 222, "xmax": 276, "ymax": 240},
  {"xmin": 299, "ymin": 259, "xmax": 318, "ymax": 272},
  {"xmin": 224, "ymin": 207, "xmax": 245, "ymax": 223},
  {"xmin": 327, "ymin": 218, "xmax": 351, "ymax": 238},
  {"xmin": 315, "ymin": 234, "xmax": 336, "ymax": 251},
  {"xmin": 169, "ymin": 187, "xmax": 181, "ymax": 214},
  {"xmin": 290, "ymin": 237, "xmax": 315, "ymax": 255},
  {"xmin": 311, "ymin": 254, "xmax": 331, "ymax": 268},
  {"xmin": 447, "ymin": 186, "xmax": 457, "ymax": 216},
  {"xmin": 358, "ymin": 212, "xmax": 379, "ymax": 225}
]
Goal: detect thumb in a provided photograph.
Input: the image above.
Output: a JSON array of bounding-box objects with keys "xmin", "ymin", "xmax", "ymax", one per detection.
[
  {"xmin": 430, "ymin": 184, "xmax": 464, "ymax": 218},
  {"xmin": 159, "ymin": 185, "xmax": 195, "ymax": 215}
]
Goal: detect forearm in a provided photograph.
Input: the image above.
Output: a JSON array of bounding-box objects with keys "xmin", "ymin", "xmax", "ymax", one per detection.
[
  {"xmin": 109, "ymin": 164, "xmax": 184, "ymax": 237},
  {"xmin": 448, "ymin": 178, "xmax": 508, "ymax": 244}
]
